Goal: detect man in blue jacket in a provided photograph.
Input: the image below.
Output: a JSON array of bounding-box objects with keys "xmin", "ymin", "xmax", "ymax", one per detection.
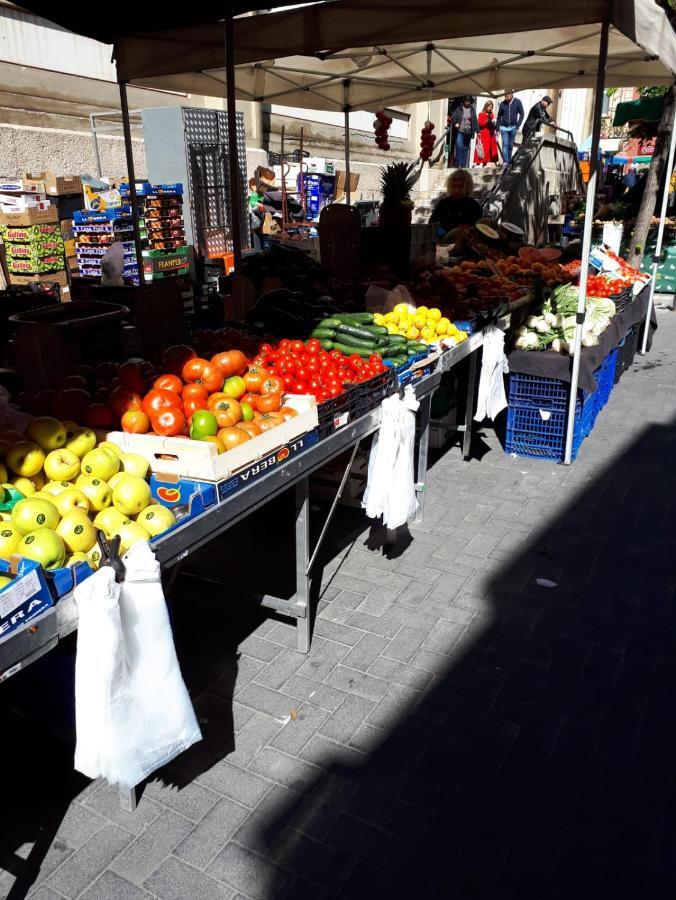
[{"xmin": 496, "ymin": 90, "xmax": 524, "ymax": 165}]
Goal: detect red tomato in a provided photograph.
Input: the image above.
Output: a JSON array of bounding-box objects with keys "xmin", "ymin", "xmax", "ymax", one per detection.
[
  {"xmin": 244, "ymin": 369, "xmax": 267, "ymax": 393},
  {"xmin": 183, "ymin": 383, "xmax": 209, "ymax": 403},
  {"xmin": 261, "ymin": 375, "xmax": 285, "ymax": 395},
  {"xmin": 240, "ymin": 392, "xmax": 259, "ymax": 410},
  {"xmin": 142, "ymin": 388, "xmax": 183, "ymax": 419},
  {"xmin": 121, "ymin": 409, "xmax": 150, "ymax": 433},
  {"xmin": 257, "ymin": 392, "xmax": 282, "ymax": 413},
  {"xmin": 151, "ymin": 407, "xmax": 186, "ymax": 437},
  {"xmin": 211, "ymin": 396, "xmax": 242, "ymax": 427},
  {"xmin": 282, "ymin": 375, "xmax": 295, "ymax": 391},
  {"xmin": 211, "ymin": 350, "xmax": 247, "ymax": 378},
  {"xmin": 154, "ymin": 373, "xmax": 183, "ymax": 394},
  {"xmin": 306, "ymin": 338, "xmax": 321, "ymax": 354},
  {"xmin": 182, "ymin": 358, "xmax": 223, "ymax": 393},
  {"xmin": 184, "ymin": 396, "xmax": 208, "ymax": 418},
  {"xmin": 258, "ymin": 343, "xmax": 273, "ymax": 356},
  {"xmin": 278, "ymin": 339, "xmax": 291, "ymax": 352},
  {"xmin": 218, "ymin": 425, "xmax": 250, "ymax": 449}
]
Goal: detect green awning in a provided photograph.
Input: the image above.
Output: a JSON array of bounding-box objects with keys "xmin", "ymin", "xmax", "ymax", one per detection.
[{"xmin": 613, "ymin": 95, "xmax": 665, "ymax": 127}]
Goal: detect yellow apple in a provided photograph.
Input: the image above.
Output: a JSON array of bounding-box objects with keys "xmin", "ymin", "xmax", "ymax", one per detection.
[
  {"xmin": 54, "ymin": 488, "xmax": 90, "ymax": 517},
  {"xmin": 6, "ymin": 441, "xmax": 45, "ymax": 477},
  {"xmin": 11, "ymin": 475, "xmax": 38, "ymax": 496},
  {"xmin": 81, "ymin": 448, "xmax": 119, "ymax": 481},
  {"xmin": 11, "ymin": 497, "xmax": 60, "ymax": 535},
  {"xmin": 65, "ymin": 427, "xmax": 97, "ymax": 459},
  {"xmin": 0, "ymin": 524, "xmax": 22, "ymax": 556},
  {"xmin": 86, "ymin": 541, "xmax": 103, "ymax": 570},
  {"xmin": 27, "ymin": 416, "xmax": 67, "ymax": 452},
  {"xmin": 119, "ymin": 453, "xmax": 149, "ymax": 479},
  {"xmin": 56, "ymin": 511, "xmax": 97, "ymax": 553},
  {"xmin": 112, "ymin": 475, "xmax": 151, "ymax": 517},
  {"xmin": 136, "ymin": 504, "xmax": 176, "ymax": 537},
  {"xmin": 93, "ymin": 507, "xmax": 127, "ymax": 537},
  {"xmin": 98, "ymin": 441, "xmax": 123, "ymax": 460},
  {"xmin": 77, "ymin": 477, "xmax": 112, "ymax": 512},
  {"xmin": 0, "ymin": 574, "xmax": 11, "ymax": 589},
  {"xmin": 112, "ymin": 520, "xmax": 150, "ymax": 554},
  {"xmin": 44, "ymin": 448, "xmax": 81, "ymax": 482},
  {"xmin": 108, "ymin": 472, "xmax": 127, "ymax": 491},
  {"xmin": 43, "ymin": 480, "xmax": 72, "ymax": 496},
  {"xmin": 65, "ymin": 551, "xmax": 89, "ymax": 567},
  {"xmin": 19, "ymin": 528, "xmax": 66, "ymax": 570}
]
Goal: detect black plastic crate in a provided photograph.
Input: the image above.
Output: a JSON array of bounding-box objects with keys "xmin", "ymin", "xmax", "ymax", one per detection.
[
  {"xmin": 347, "ymin": 368, "xmax": 397, "ymax": 416},
  {"xmin": 614, "ymin": 325, "xmax": 640, "ymax": 383},
  {"xmin": 610, "ymin": 285, "xmax": 634, "ymax": 314}
]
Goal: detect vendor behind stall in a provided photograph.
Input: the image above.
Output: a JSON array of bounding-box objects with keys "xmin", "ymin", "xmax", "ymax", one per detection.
[{"xmin": 429, "ymin": 170, "xmax": 482, "ymax": 239}]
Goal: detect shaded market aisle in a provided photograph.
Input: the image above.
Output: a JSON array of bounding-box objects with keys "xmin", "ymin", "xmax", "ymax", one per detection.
[{"xmin": 2, "ymin": 309, "xmax": 676, "ymax": 900}]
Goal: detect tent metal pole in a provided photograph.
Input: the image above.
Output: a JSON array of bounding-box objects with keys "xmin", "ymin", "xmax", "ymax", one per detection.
[
  {"xmin": 640, "ymin": 97, "xmax": 676, "ymax": 354},
  {"xmin": 90, "ymin": 114, "xmax": 102, "ymax": 179},
  {"xmin": 344, "ymin": 80, "xmax": 351, "ymax": 206},
  {"xmin": 563, "ymin": 13, "xmax": 610, "ymax": 465},
  {"xmin": 118, "ymin": 80, "xmax": 144, "ymax": 286},
  {"xmin": 224, "ymin": 5, "xmax": 243, "ymax": 271}
]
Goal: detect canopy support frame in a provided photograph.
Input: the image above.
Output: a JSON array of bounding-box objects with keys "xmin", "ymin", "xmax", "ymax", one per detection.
[
  {"xmin": 118, "ymin": 79, "xmax": 145, "ymax": 286},
  {"xmin": 224, "ymin": 3, "xmax": 243, "ymax": 271},
  {"xmin": 640, "ymin": 94, "xmax": 676, "ymax": 355},
  {"xmin": 344, "ymin": 80, "xmax": 351, "ymax": 206},
  {"xmin": 563, "ymin": 11, "xmax": 610, "ymax": 465}
]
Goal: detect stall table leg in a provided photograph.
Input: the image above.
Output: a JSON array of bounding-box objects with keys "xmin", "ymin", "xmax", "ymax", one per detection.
[
  {"xmin": 119, "ymin": 783, "xmax": 138, "ymax": 813},
  {"xmin": 295, "ymin": 478, "xmax": 311, "ymax": 654},
  {"xmin": 462, "ymin": 350, "xmax": 479, "ymax": 459},
  {"xmin": 414, "ymin": 393, "xmax": 431, "ymax": 524}
]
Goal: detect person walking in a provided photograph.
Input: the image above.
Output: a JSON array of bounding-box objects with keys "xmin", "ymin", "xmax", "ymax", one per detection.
[
  {"xmin": 474, "ymin": 101, "xmax": 500, "ymax": 166},
  {"xmin": 496, "ymin": 89, "xmax": 524, "ymax": 164},
  {"xmin": 451, "ymin": 97, "xmax": 479, "ymax": 168},
  {"xmin": 523, "ymin": 95, "xmax": 556, "ymax": 141}
]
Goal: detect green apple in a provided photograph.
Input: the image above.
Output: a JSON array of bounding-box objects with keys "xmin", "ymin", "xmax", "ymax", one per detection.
[
  {"xmin": 81, "ymin": 448, "xmax": 119, "ymax": 481},
  {"xmin": 65, "ymin": 551, "xmax": 89, "ymax": 567},
  {"xmin": 11, "ymin": 497, "xmax": 60, "ymax": 535},
  {"xmin": 112, "ymin": 520, "xmax": 150, "ymax": 554},
  {"xmin": 54, "ymin": 488, "xmax": 90, "ymax": 517},
  {"xmin": 56, "ymin": 510, "xmax": 97, "ymax": 553},
  {"xmin": 78, "ymin": 477, "xmax": 112, "ymax": 512},
  {"xmin": 240, "ymin": 402, "xmax": 254, "ymax": 422},
  {"xmin": 0, "ymin": 574, "xmax": 11, "ymax": 589},
  {"xmin": 86, "ymin": 541, "xmax": 103, "ymax": 570},
  {"xmin": 27, "ymin": 416, "xmax": 67, "ymax": 451},
  {"xmin": 0, "ymin": 524, "xmax": 22, "ymax": 556},
  {"xmin": 19, "ymin": 528, "xmax": 66, "ymax": 570},
  {"xmin": 136, "ymin": 504, "xmax": 176, "ymax": 537},
  {"xmin": 93, "ymin": 507, "xmax": 127, "ymax": 537},
  {"xmin": 224, "ymin": 376, "xmax": 246, "ymax": 399},
  {"xmin": 43, "ymin": 480, "xmax": 72, "ymax": 496},
  {"xmin": 112, "ymin": 475, "xmax": 151, "ymax": 517},
  {"xmin": 65, "ymin": 427, "xmax": 97, "ymax": 458},
  {"xmin": 190, "ymin": 410, "xmax": 218, "ymax": 440},
  {"xmin": 98, "ymin": 440, "xmax": 123, "ymax": 460},
  {"xmin": 6, "ymin": 441, "xmax": 45, "ymax": 478},
  {"xmin": 44, "ymin": 448, "xmax": 81, "ymax": 482},
  {"xmin": 108, "ymin": 472, "xmax": 127, "ymax": 491},
  {"xmin": 119, "ymin": 453, "xmax": 150, "ymax": 479}
]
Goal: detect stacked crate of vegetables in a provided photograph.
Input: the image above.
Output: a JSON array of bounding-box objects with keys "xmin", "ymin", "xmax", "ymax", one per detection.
[
  {"xmin": 513, "ymin": 284, "xmax": 617, "ymax": 354},
  {"xmin": 311, "ymin": 312, "xmax": 428, "ymax": 367},
  {"xmin": 1, "ymin": 221, "xmax": 66, "ymax": 285}
]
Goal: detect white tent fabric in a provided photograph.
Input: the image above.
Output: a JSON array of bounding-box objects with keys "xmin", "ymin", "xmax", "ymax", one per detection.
[{"xmin": 114, "ymin": 0, "xmax": 676, "ymax": 109}]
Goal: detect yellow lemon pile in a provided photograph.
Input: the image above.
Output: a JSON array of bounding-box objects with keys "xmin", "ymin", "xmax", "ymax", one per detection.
[{"xmin": 373, "ymin": 304, "xmax": 467, "ymax": 345}]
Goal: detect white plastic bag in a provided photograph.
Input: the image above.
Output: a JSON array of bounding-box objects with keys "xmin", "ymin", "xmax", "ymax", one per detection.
[
  {"xmin": 364, "ymin": 386, "xmax": 420, "ymax": 529},
  {"xmin": 475, "ymin": 324, "xmax": 508, "ymax": 422},
  {"xmin": 74, "ymin": 542, "xmax": 201, "ymax": 787}
]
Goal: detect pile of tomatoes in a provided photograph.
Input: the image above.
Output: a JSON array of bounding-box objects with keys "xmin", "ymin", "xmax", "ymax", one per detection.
[
  {"xmin": 251, "ymin": 339, "xmax": 387, "ymax": 404},
  {"xmin": 587, "ymin": 273, "xmax": 635, "ymax": 298}
]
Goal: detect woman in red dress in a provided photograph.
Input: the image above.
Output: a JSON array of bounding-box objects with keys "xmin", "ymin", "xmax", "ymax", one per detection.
[{"xmin": 474, "ymin": 101, "xmax": 499, "ymax": 165}]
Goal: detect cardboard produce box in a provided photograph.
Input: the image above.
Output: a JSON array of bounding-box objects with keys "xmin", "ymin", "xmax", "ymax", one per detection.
[
  {"xmin": 24, "ymin": 171, "xmax": 83, "ymax": 196},
  {"xmin": 0, "ymin": 207, "xmax": 59, "ymax": 226},
  {"xmin": 0, "ymin": 176, "xmax": 47, "ymax": 194},
  {"xmin": 108, "ymin": 394, "xmax": 319, "ymax": 483},
  {"xmin": 9, "ymin": 269, "xmax": 68, "ymax": 287}
]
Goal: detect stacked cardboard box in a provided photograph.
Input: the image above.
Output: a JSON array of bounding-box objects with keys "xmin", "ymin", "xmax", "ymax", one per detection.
[
  {"xmin": 120, "ymin": 182, "xmax": 188, "ymax": 281},
  {"xmin": 0, "ymin": 204, "xmax": 69, "ymax": 296},
  {"xmin": 73, "ymin": 208, "xmax": 139, "ymax": 285}
]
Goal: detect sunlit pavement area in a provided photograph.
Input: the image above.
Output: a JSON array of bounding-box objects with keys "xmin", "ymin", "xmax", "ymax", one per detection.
[{"xmin": 3, "ymin": 308, "xmax": 676, "ymax": 900}]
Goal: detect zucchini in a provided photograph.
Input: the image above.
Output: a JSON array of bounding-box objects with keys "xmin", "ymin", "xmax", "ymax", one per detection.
[
  {"xmin": 333, "ymin": 342, "xmax": 374, "ymax": 358},
  {"xmin": 336, "ymin": 323, "xmax": 380, "ymax": 342},
  {"xmin": 311, "ymin": 328, "xmax": 336, "ymax": 340},
  {"xmin": 319, "ymin": 339, "xmax": 334, "ymax": 350},
  {"xmin": 317, "ymin": 317, "xmax": 342, "ymax": 329},
  {"xmin": 334, "ymin": 312, "xmax": 374, "ymax": 324}
]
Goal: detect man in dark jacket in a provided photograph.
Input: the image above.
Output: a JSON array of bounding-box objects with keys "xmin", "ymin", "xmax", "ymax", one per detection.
[
  {"xmin": 496, "ymin": 90, "xmax": 524, "ymax": 164},
  {"xmin": 523, "ymin": 95, "xmax": 556, "ymax": 141},
  {"xmin": 451, "ymin": 97, "xmax": 480, "ymax": 167}
]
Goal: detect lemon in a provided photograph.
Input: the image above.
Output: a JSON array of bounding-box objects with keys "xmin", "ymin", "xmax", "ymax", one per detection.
[
  {"xmin": 384, "ymin": 312, "xmax": 398, "ymax": 324},
  {"xmin": 456, "ymin": 331, "xmax": 468, "ymax": 342},
  {"xmin": 414, "ymin": 314, "xmax": 427, "ymax": 329},
  {"xmin": 386, "ymin": 323, "xmax": 399, "ymax": 335},
  {"xmin": 373, "ymin": 313, "xmax": 385, "ymax": 325},
  {"xmin": 398, "ymin": 327, "xmax": 408, "ymax": 336},
  {"xmin": 406, "ymin": 326, "xmax": 420, "ymax": 340},
  {"xmin": 393, "ymin": 302, "xmax": 411, "ymax": 317},
  {"xmin": 427, "ymin": 308, "xmax": 442, "ymax": 322},
  {"xmin": 417, "ymin": 305, "xmax": 429, "ymax": 317},
  {"xmin": 421, "ymin": 325, "xmax": 437, "ymax": 342},
  {"xmin": 436, "ymin": 317, "xmax": 451, "ymax": 335},
  {"xmin": 447, "ymin": 322, "xmax": 458, "ymax": 335}
]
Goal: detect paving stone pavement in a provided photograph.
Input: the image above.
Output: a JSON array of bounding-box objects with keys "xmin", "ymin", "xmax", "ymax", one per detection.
[{"xmin": 2, "ymin": 310, "xmax": 676, "ymax": 899}]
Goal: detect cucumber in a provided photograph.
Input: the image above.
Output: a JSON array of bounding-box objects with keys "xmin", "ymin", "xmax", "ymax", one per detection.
[
  {"xmin": 333, "ymin": 342, "xmax": 374, "ymax": 358},
  {"xmin": 311, "ymin": 328, "xmax": 336, "ymax": 340},
  {"xmin": 334, "ymin": 312, "xmax": 374, "ymax": 324},
  {"xmin": 319, "ymin": 339, "xmax": 334, "ymax": 350},
  {"xmin": 336, "ymin": 336, "xmax": 376, "ymax": 351},
  {"xmin": 408, "ymin": 343, "xmax": 428, "ymax": 353},
  {"xmin": 365, "ymin": 324, "xmax": 388, "ymax": 335},
  {"xmin": 336, "ymin": 323, "xmax": 380, "ymax": 343},
  {"xmin": 375, "ymin": 336, "xmax": 390, "ymax": 347},
  {"xmin": 392, "ymin": 356, "xmax": 408, "ymax": 367},
  {"xmin": 383, "ymin": 346, "xmax": 405, "ymax": 358},
  {"xmin": 317, "ymin": 317, "xmax": 342, "ymax": 329},
  {"xmin": 386, "ymin": 335, "xmax": 407, "ymax": 345}
]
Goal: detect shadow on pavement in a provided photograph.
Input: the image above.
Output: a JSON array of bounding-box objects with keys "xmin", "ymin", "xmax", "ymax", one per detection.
[{"xmin": 243, "ymin": 416, "xmax": 676, "ymax": 899}]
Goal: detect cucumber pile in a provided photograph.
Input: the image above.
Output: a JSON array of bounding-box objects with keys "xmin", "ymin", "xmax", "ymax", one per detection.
[{"xmin": 311, "ymin": 313, "xmax": 427, "ymax": 367}]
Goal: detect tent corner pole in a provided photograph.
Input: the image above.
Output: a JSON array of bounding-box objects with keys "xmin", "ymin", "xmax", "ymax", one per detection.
[
  {"xmin": 90, "ymin": 114, "xmax": 102, "ymax": 179},
  {"xmin": 563, "ymin": 14, "xmax": 610, "ymax": 465},
  {"xmin": 640, "ymin": 91, "xmax": 676, "ymax": 355},
  {"xmin": 118, "ymin": 79, "xmax": 144, "ymax": 286},
  {"xmin": 343, "ymin": 80, "xmax": 351, "ymax": 206},
  {"xmin": 225, "ymin": 5, "xmax": 243, "ymax": 271}
]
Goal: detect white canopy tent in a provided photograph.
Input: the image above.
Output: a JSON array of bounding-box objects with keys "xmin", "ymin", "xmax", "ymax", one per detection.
[{"xmin": 17, "ymin": 0, "xmax": 676, "ymax": 464}]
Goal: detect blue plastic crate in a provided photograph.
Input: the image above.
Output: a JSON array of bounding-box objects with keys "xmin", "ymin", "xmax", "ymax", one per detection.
[
  {"xmin": 593, "ymin": 348, "xmax": 617, "ymax": 413},
  {"xmin": 505, "ymin": 394, "xmax": 596, "ymax": 462},
  {"xmin": 508, "ymin": 370, "xmax": 588, "ymax": 412}
]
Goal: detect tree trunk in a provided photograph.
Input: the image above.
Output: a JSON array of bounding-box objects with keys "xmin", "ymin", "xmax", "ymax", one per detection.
[{"xmin": 626, "ymin": 83, "xmax": 676, "ymax": 269}]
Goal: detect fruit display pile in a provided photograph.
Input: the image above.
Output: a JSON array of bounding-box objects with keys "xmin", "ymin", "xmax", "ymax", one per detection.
[
  {"xmin": 373, "ymin": 304, "xmax": 465, "ymax": 346},
  {"xmin": 310, "ymin": 311, "xmax": 430, "ymax": 363},
  {"xmin": 0, "ymin": 417, "xmax": 176, "ymax": 573}
]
